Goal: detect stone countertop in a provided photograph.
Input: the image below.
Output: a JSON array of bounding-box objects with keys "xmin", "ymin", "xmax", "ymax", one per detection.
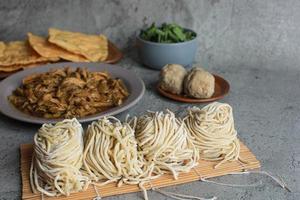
[{"xmin": 0, "ymin": 55, "xmax": 299, "ymax": 200}]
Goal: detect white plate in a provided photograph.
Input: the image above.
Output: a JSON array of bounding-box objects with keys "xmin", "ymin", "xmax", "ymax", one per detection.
[{"xmin": 0, "ymin": 62, "xmax": 145, "ymax": 124}]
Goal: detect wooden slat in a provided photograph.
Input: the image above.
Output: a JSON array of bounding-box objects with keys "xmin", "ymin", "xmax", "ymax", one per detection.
[{"xmin": 21, "ymin": 142, "xmax": 260, "ymax": 200}]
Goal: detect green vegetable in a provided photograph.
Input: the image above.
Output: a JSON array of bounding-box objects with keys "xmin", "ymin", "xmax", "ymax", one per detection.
[{"xmin": 140, "ymin": 23, "xmax": 196, "ymax": 43}]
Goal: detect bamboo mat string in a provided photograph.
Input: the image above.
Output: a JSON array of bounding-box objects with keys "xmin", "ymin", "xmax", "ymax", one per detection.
[
  {"xmin": 149, "ymin": 180, "xmax": 217, "ymax": 200},
  {"xmin": 194, "ymin": 165, "xmax": 290, "ymax": 191},
  {"xmin": 228, "ymin": 170, "xmax": 291, "ymax": 192},
  {"xmin": 193, "ymin": 167, "xmax": 261, "ymax": 188},
  {"xmin": 139, "ymin": 182, "xmax": 149, "ymax": 200},
  {"xmin": 92, "ymin": 184, "xmax": 102, "ymax": 200},
  {"xmin": 238, "ymin": 159, "xmax": 247, "ymax": 168},
  {"xmin": 200, "ymin": 177, "xmax": 262, "ymax": 188}
]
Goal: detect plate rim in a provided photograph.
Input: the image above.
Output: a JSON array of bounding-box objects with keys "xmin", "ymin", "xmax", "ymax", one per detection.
[
  {"xmin": 157, "ymin": 74, "xmax": 230, "ymax": 103},
  {"xmin": 0, "ymin": 62, "xmax": 145, "ymax": 124}
]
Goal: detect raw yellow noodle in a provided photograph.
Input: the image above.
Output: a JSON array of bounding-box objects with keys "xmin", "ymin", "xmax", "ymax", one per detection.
[
  {"xmin": 131, "ymin": 110, "xmax": 199, "ymax": 180},
  {"xmin": 30, "ymin": 118, "xmax": 89, "ymax": 197},
  {"xmin": 184, "ymin": 102, "xmax": 242, "ymax": 168},
  {"xmin": 82, "ymin": 116, "xmax": 157, "ymax": 187}
]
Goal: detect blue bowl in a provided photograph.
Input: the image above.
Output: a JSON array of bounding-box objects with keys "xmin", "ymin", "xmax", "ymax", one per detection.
[{"xmin": 136, "ymin": 29, "xmax": 197, "ymax": 70}]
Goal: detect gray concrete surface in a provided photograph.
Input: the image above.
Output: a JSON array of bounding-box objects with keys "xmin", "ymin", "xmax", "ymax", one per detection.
[{"xmin": 0, "ymin": 0, "xmax": 300, "ymax": 200}]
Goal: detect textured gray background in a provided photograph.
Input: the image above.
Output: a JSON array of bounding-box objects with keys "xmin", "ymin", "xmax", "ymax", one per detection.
[
  {"xmin": 1, "ymin": 0, "xmax": 300, "ymax": 70},
  {"xmin": 0, "ymin": 0, "xmax": 300, "ymax": 200}
]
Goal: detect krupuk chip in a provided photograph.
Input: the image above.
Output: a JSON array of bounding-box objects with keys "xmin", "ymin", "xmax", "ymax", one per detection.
[
  {"xmin": 48, "ymin": 28, "xmax": 108, "ymax": 62},
  {"xmin": 0, "ymin": 62, "xmax": 49, "ymax": 72},
  {"xmin": 28, "ymin": 33, "xmax": 88, "ymax": 62},
  {"xmin": 0, "ymin": 41, "xmax": 58, "ymax": 67}
]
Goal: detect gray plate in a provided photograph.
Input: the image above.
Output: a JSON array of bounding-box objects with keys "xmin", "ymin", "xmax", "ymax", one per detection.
[{"xmin": 0, "ymin": 62, "xmax": 145, "ymax": 124}]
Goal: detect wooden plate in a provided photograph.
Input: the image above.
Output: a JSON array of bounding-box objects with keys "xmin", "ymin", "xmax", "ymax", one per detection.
[
  {"xmin": 157, "ymin": 74, "xmax": 230, "ymax": 103},
  {"xmin": 105, "ymin": 40, "xmax": 123, "ymax": 64},
  {"xmin": 0, "ymin": 40, "xmax": 122, "ymax": 79}
]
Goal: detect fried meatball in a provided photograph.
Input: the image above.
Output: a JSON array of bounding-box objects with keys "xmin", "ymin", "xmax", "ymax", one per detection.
[
  {"xmin": 159, "ymin": 64, "xmax": 187, "ymax": 95},
  {"xmin": 184, "ymin": 67, "xmax": 215, "ymax": 98}
]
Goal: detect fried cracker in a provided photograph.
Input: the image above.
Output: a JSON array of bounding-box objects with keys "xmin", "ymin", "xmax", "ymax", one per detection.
[
  {"xmin": 0, "ymin": 41, "xmax": 58, "ymax": 67},
  {"xmin": 48, "ymin": 28, "xmax": 108, "ymax": 62},
  {"xmin": 28, "ymin": 33, "xmax": 88, "ymax": 62},
  {"xmin": 0, "ymin": 62, "xmax": 48, "ymax": 72}
]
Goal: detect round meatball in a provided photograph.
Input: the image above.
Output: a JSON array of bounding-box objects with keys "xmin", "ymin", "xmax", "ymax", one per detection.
[
  {"xmin": 184, "ymin": 67, "xmax": 215, "ymax": 98},
  {"xmin": 159, "ymin": 64, "xmax": 187, "ymax": 95}
]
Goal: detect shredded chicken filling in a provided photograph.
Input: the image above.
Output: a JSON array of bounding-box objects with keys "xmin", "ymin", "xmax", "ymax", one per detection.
[{"xmin": 9, "ymin": 67, "xmax": 129, "ymax": 118}]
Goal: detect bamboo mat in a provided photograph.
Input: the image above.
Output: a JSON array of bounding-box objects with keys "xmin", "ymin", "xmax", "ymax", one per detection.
[{"xmin": 21, "ymin": 142, "xmax": 260, "ymax": 200}]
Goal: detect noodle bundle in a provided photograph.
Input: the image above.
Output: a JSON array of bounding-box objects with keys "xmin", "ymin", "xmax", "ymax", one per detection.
[
  {"xmin": 132, "ymin": 110, "xmax": 199, "ymax": 179},
  {"xmin": 184, "ymin": 102, "xmax": 241, "ymax": 168},
  {"xmin": 29, "ymin": 102, "xmax": 247, "ymax": 199},
  {"xmin": 30, "ymin": 118, "xmax": 89, "ymax": 196},
  {"xmin": 82, "ymin": 117, "xmax": 156, "ymax": 186}
]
